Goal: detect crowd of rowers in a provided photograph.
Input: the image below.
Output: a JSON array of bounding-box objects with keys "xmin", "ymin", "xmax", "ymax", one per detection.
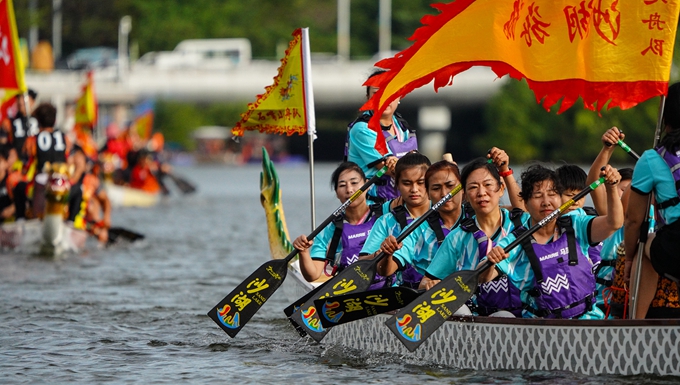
[
  {"xmin": 293, "ymin": 73, "xmax": 680, "ymax": 320},
  {"xmin": 0, "ymin": 90, "xmax": 170, "ymax": 244}
]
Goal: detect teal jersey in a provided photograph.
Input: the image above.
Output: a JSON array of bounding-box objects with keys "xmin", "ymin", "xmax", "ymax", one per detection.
[
  {"xmin": 495, "ymin": 214, "xmax": 605, "ymax": 319},
  {"xmin": 360, "ymin": 205, "xmax": 425, "ymax": 255},
  {"xmin": 347, "ymin": 114, "xmax": 411, "ymax": 197},
  {"xmin": 391, "ymin": 211, "xmax": 464, "ymax": 276},
  {"xmin": 426, "ymin": 208, "xmax": 519, "ymax": 280},
  {"xmin": 632, "ymin": 149, "xmax": 680, "ymax": 224}
]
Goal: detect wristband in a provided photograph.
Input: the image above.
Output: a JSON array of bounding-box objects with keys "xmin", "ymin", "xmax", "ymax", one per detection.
[{"xmin": 499, "ymin": 168, "xmax": 513, "ymax": 177}]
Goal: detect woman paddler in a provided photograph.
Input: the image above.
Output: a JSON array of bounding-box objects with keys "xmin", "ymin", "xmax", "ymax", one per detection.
[
  {"xmin": 625, "ymin": 82, "xmax": 680, "ymax": 319},
  {"xmin": 292, "ymin": 162, "xmax": 390, "ymax": 288},
  {"xmin": 345, "ymin": 69, "xmax": 417, "ymax": 204},
  {"xmin": 418, "ymin": 152, "xmax": 525, "ymax": 317},
  {"xmin": 373, "ymin": 157, "xmax": 465, "ymax": 290},
  {"xmin": 358, "ymin": 151, "xmax": 431, "ymax": 288},
  {"xmin": 484, "ymin": 164, "xmax": 623, "ymax": 319}
]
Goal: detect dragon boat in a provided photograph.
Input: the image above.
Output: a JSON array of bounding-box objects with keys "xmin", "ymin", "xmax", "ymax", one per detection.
[
  {"xmin": 1, "ymin": 163, "xmax": 87, "ymax": 255},
  {"xmin": 257, "ymin": 148, "xmax": 680, "ymax": 377},
  {"xmin": 104, "ymin": 182, "xmax": 161, "ymax": 208}
]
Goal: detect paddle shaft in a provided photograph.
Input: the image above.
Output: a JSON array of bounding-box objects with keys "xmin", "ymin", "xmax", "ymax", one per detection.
[
  {"xmin": 370, "ymin": 183, "xmax": 463, "ymax": 267},
  {"xmin": 281, "ymin": 165, "xmax": 389, "ymax": 265},
  {"xmin": 616, "ymin": 140, "xmax": 640, "ymax": 160}
]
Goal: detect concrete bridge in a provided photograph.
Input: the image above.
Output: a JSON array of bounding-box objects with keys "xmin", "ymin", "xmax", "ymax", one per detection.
[{"xmin": 25, "ymin": 59, "xmax": 506, "ymax": 159}]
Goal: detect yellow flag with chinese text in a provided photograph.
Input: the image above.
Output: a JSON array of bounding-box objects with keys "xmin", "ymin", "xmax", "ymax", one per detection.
[
  {"xmin": 364, "ymin": 0, "xmax": 680, "ymax": 154},
  {"xmin": 232, "ymin": 28, "xmax": 308, "ymax": 137}
]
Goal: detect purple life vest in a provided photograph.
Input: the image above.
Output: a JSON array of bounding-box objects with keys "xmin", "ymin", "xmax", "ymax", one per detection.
[
  {"xmin": 460, "ymin": 218, "xmax": 523, "ymax": 316},
  {"xmin": 327, "ymin": 207, "xmax": 393, "ymax": 290},
  {"xmin": 588, "ymin": 242, "xmax": 602, "ymax": 275},
  {"xmin": 518, "ymin": 217, "xmax": 596, "ymax": 319},
  {"xmin": 655, "ymin": 146, "xmax": 680, "ymax": 210}
]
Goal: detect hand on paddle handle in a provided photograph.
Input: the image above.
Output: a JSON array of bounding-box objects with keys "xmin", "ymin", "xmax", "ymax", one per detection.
[
  {"xmin": 601, "ymin": 165, "xmax": 621, "ymax": 188},
  {"xmin": 379, "ymin": 235, "xmax": 402, "ymax": 256},
  {"xmin": 602, "ymin": 127, "xmax": 624, "ymax": 148},
  {"xmin": 418, "ymin": 276, "xmax": 441, "ymax": 290},
  {"xmin": 480, "ymin": 245, "xmax": 509, "ymax": 283},
  {"xmin": 487, "ymin": 147, "xmax": 509, "ymax": 172},
  {"xmin": 293, "ymin": 235, "xmax": 313, "ymax": 254},
  {"xmin": 385, "ymin": 156, "xmax": 398, "ymax": 177}
]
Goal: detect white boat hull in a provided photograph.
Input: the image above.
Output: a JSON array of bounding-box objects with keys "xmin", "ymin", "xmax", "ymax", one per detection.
[
  {"xmin": 104, "ymin": 182, "xmax": 160, "ymax": 208},
  {"xmin": 0, "ymin": 218, "xmax": 87, "ymax": 255}
]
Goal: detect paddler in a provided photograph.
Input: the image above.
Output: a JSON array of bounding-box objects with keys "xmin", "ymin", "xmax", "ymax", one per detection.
[
  {"xmin": 292, "ymin": 161, "xmax": 388, "ymax": 287},
  {"xmin": 417, "ymin": 156, "xmax": 524, "ymax": 317},
  {"xmin": 483, "ymin": 164, "xmax": 623, "ymax": 319},
  {"xmin": 345, "ymin": 69, "xmax": 417, "ymax": 204},
  {"xmin": 67, "ymin": 145, "xmax": 111, "ymax": 244},
  {"xmin": 625, "ymin": 82, "xmax": 680, "ymax": 319}
]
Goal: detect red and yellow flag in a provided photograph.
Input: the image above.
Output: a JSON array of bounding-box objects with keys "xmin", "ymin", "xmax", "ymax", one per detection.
[
  {"xmin": 75, "ymin": 71, "xmax": 98, "ymax": 127},
  {"xmin": 0, "ymin": 0, "xmax": 26, "ymax": 101},
  {"xmin": 232, "ymin": 28, "xmax": 308, "ymax": 137},
  {"xmin": 364, "ymin": 0, "xmax": 680, "ymax": 154}
]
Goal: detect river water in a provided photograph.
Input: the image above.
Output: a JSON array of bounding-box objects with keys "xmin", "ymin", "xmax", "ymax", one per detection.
[{"xmin": 0, "ymin": 163, "xmax": 676, "ymax": 384}]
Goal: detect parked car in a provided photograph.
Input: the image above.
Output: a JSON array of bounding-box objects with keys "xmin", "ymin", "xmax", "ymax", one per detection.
[{"xmin": 66, "ymin": 47, "xmax": 118, "ymax": 70}]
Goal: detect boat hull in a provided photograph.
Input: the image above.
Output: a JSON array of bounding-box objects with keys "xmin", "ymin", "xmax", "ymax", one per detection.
[
  {"xmin": 0, "ymin": 218, "xmax": 87, "ymax": 255},
  {"xmin": 324, "ymin": 309, "xmax": 680, "ymax": 376},
  {"xmin": 104, "ymin": 182, "xmax": 160, "ymax": 208}
]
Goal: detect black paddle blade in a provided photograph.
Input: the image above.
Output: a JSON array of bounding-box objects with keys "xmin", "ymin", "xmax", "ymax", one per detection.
[
  {"xmin": 207, "ymin": 258, "xmax": 289, "ymax": 338},
  {"xmin": 283, "ymin": 283, "xmax": 326, "ymax": 337},
  {"xmin": 170, "ymin": 174, "xmax": 197, "ymax": 194},
  {"xmin": 288, "ymin": 258, "xmax": 378, "ymax": 342},
  {"xmin": 386, "ymin": 267, "xmax": 482, "ymax": 352},
  {"xmin": 314, "ymin": 286, "xmax": 423, "ymax": 328},
  {"xmin": 107, "ymin": 227, "xmax": 145, "ymax": 244}
]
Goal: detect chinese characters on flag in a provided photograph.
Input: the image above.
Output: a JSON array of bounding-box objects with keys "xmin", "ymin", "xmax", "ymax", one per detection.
[{"xmin": 363, "ymin": 0, "xmax": 680, "ymax": 153}]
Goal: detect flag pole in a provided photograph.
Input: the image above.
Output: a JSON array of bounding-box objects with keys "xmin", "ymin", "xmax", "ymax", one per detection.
[
  {"xmin": 628, "ymin": 95, "xmax": 666, "ymax": 319},
  {"xmin": 301, "ymin": 28, "xmax": 317, "ymax": 229}
]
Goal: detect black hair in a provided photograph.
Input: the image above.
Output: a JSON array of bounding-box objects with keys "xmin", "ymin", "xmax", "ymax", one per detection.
[
  {"xmin": 619, "ymin": 167, "xmax": 634, "ymax": 181},
  {"xmin": 366, "ymin": 69, "xmax": 387, "ymax": 99},
  {"xmin": 519, "ymin": 164, "xmax": 561, "ymax": 201},
  {"xmin": 460, "ymin": 157, "xmax": 502, "ymax": 191},
  {"xmin": 0, "ymin": 144, "xmax": 9, "ymax": 160},
  {"xmin": 555, "ymin": 164, "xmax": 586, "ymax": 192},
  {"xmin": 331, "ymin": 161, "xmax": 366, "ymax": 191},
  {"xmin": 661, "ymin": 82, "xmax": 680, "ymax": 152},
  {"xmin": 394, "ymin": 151, "xmax": 430, "ymax": 184},
  {"xmin": 32, "ymin": 103, "xmax": 57, "ymax": 128},
  {"xmin": 425, "ymin": 160, "xmax": 461, "ymax": 190}
]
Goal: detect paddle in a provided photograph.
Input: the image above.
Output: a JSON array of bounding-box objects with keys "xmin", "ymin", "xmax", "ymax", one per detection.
[
  {"xmin": 207, "ymin": 165, "xmax": 389, "ymax": 338},
  {"xmin": 288, "ymin": 183, "xmax": 463, "ymax": 342},
  {"xmin": 167, "ymin": 173, "xmax": 197, "ymax": 194},
  {"xmin": 108, "ymin": 227, "xmax": 145, "ymax": 244},
  {"xmin": 283, "ymin": 283, "xmax": 326, "ymax": 337},
  {"xmin": 386, "ymin": 177, "xmax": 606, "ymax": 352},
  {"xmin": 314, "ymin": 286, "xmax": 424, "ymax": 327},
  {"xmin": 616, "ymin": 140, "xmax": 640, "ymax": 160},
  {"xmin": 605, "ymin": 137, "xmax": 640, "ymax": 161}
]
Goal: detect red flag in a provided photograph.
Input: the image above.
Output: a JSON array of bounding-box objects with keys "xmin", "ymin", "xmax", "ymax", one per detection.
[
  {"xmin": 364, "ymin": 0, "xmax": 680, "ymax": 154},
  {"xmin": 0, "ymin": 0, "xmax": 26, "ymax": 101}
]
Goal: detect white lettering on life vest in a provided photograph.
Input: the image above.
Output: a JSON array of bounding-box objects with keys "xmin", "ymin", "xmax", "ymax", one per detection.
[
  {"xmin": 539, "ymin": 251, "xmax": 560, "ymax": 262},
  {"xmin": 347, "ymin": 232, "xmax": 366, "ymax": 240}
]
